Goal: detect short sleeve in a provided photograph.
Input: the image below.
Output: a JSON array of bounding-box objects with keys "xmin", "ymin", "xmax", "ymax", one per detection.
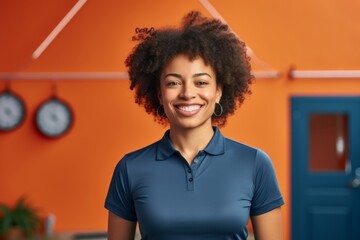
[
  {"xmin": 105, "ymin": 156, "xmax": 137, "ymax": 222},
  {"xmin": 250, "ymin": 149, "xmax": 284, "ymax": 216}
]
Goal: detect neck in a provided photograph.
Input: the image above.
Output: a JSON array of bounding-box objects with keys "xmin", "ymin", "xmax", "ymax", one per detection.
[{"xmin": 169, "ymin": 124, "xmax": 215, "ymax": 164}]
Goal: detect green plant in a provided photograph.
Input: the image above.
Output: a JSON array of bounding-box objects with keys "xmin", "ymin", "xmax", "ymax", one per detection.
[{"xmin": 0, "ymin": 197, "xmax": 41, "ymax": 238}]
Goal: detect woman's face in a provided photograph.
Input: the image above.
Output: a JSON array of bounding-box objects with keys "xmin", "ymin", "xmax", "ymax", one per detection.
[{"xmin": 158, "ymin": 54, "xmax": 222, "ymax": 130}]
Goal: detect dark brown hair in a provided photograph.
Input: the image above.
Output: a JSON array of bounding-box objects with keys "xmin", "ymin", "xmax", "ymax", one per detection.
[{"xmin": 125, "ymin": 11, "xmax": 254, "ymax": 127}]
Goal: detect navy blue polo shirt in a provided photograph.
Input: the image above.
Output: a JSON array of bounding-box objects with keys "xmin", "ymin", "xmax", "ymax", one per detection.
[{"xmin": 105, "ymin": 127, "xmax": 284, "ymax": 240}]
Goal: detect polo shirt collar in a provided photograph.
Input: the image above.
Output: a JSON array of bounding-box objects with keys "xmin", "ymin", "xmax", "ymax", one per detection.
[
  {"xmin": 156, "ymin": 130, "xmax": 177, "ymax": 160},
  {"xmin": 156, "ymin": 127, "xmax": 225, "ymax": 160},
  {"xmin": 203, "ymin": 127, "xmax": 225, "ymax": 156}
]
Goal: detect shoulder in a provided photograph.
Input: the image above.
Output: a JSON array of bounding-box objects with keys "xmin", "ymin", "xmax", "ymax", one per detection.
[
  {"xmin": 223, "ymin": 137, "xmax": 273, "ymax": 169},
  {"xmin": 224, "ymin": 137, "xmax": 259, "ymax": 159},
  {"xmin": 125, "ymin": 141, "xmax": 159, "ymax": 160},
  {"xmin": 115, "ymin": 140, "xmax": 160, "ymax": 171}
]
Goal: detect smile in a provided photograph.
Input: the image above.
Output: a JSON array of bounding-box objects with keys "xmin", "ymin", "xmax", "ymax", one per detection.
[
  {"xmin": 177, "ymin": 105, "xmax": 201, "ymax": 111},
  {"xmin": 175, "ymin": 104, "xmax": 203, "ymax": 116}
]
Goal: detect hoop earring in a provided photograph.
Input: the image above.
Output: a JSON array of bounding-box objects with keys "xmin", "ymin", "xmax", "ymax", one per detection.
[
  {"xmin": 213, "ymin": 102, "xmax": 223, "ymax": 117},
  {"xmin": 157, "ymin": 105, "xmax": 165, "ymax": 117}
]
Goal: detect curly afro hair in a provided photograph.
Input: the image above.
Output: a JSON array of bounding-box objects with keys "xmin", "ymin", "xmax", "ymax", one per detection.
[{"xmin": 125, "ymin": 11, "xmax": 254, "ymax": 127}]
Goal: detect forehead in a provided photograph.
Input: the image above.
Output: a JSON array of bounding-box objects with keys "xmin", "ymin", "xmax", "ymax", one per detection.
[{"xmin": 162, "ymin": 54, "xmax": 215, "ymax": 75}]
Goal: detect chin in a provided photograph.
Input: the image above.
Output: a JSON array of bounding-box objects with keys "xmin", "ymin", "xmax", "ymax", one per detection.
[{"xmin": 171, "ymin": 119, "xmax": 212, "ymax": 130}]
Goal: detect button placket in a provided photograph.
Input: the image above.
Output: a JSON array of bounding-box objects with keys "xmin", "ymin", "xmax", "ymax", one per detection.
[
  {"xmin": 185, "ymin": 166, "xmax": 194, "ymax": 191},
  {"xmin": 182, "ymin": 151, "xmax": 207, "ymax": 191}
]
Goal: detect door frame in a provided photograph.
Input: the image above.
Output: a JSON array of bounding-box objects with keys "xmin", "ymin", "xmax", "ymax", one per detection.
[{"xmin": 291, "ymin": 96, "xmax": 360, "ymax": 240}]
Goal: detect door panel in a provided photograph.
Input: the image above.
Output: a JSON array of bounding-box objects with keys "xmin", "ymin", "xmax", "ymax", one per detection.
[
  {"xmin": 309, "ymin": 205, "xmax": 350, "ymax": 239},
  {"xmin": 291, "ymin": 97, "xmax": 360, "ymax": 240}
]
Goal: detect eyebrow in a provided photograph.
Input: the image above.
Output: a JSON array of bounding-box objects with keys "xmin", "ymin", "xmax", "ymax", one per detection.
[{"xmin": 163, "ymin": 73, "xmax": 212, "ymax": 79}]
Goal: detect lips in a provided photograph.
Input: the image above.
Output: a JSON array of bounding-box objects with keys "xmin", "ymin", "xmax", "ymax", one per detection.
[
  {"xmin": 177, "ymin": 105, "xmax": 201, "ymax": 111},
  {"xmin": 175, "ymin": 104, "xmax": 203, "ymax": 116}
]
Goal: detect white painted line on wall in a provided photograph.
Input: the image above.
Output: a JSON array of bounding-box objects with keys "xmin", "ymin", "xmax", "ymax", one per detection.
[
  {"xmin": 199, "ymin": 0, "xmax": 278, "ymax": 73},
  {"xmin": 0, "ymin": 71, "xmax": 283, "ymax": 80},
  {"xmin": 32, "ymin": 0, "xmax": 87, "ymax": 59},
  {"xmin": 290, "ymin": 70, "xmax": 360, "ymax": 79}
]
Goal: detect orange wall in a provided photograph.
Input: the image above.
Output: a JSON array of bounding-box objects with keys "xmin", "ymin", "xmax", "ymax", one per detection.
[{"xmin": 1, "ymin": 0, "xmax": 360, "ymax": 239}]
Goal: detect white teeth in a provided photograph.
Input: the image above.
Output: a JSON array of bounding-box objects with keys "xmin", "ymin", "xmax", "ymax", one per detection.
[{"xmin": 178, "ymin": 105, "xmax": 200, "ymax": 112}]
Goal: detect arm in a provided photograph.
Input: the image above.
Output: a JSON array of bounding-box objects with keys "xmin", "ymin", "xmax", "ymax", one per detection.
[
  {"xmin": 251, "ymin": 207, "xmax": 283, "ymax": 240},
  {"xmin": 108, "ymin": 211, "xmax": 136, "ymax": 240}
]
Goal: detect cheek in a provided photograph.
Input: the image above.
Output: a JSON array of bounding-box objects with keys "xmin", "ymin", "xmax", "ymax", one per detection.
[
  {"xmin": 201, "ymin": 91, "xmax": 219, "ymax": 102},
  {"xmin": 160, "ymin": 90, "xmax": 176, "ymax": 105}
]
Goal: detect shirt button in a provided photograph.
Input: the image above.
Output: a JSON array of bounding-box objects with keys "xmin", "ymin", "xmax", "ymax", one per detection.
[
  {"xmin": 188, "ymin": 178, "xmax": 193, "ymax": 182},
  {"xmin": 187, "ymin": 169, "xmax": 192, "ymax": 173},
  {"xmin": 193, "ymin": 159, "xmax": 199, "ymax": 164}
]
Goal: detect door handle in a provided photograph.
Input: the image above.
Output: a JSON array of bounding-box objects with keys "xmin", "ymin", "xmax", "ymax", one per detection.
[{"xmin": 349, "ymin": 178, "xmax": 360, "ymax": 188}]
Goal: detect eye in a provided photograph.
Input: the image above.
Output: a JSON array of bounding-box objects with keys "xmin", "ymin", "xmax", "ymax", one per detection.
[
  {"xmin": 166, "ymin": 81, "xmax": 180, "ymax": 87},
  {"xmin": 195, "ymin": 81, "xmax": 209, "ymax": 86}
]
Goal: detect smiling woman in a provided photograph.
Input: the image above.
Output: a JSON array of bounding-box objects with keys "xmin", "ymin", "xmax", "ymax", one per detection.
[
  {"xmin": 125, "ymin": 12, "xmax": 253, "ymax": 128},
  {"xmin": 158, "ymin": 54, "xmax": 221, "ymax": 131},
  {"xmin": 105, "ymin": 11, "xmax": 284, "ymax": 240}
]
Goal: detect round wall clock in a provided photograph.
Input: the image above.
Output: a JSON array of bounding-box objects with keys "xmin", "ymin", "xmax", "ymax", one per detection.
[
  {"xmin": 0, "ymin": 91, "xmax": 26, "ymax": 131},
  {"xmin": 35, "ymin": 98, "xmax": 73, "ymax": 138}
]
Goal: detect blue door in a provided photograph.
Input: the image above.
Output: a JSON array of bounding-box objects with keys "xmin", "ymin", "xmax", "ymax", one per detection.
[{"xmin": 291, "ymin": 97, "xmax": 360, "ymax": 240}]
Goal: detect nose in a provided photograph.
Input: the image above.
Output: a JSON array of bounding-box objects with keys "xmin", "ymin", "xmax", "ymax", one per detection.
[{"xmin": 179, "ymin": 82, "xmax": 196, "ymax": 100}]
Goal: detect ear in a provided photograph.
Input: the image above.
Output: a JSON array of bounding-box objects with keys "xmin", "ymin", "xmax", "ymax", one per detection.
[{"xmin": 216, "ymin": 84, "xmax": 223, "ymax": 103}]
